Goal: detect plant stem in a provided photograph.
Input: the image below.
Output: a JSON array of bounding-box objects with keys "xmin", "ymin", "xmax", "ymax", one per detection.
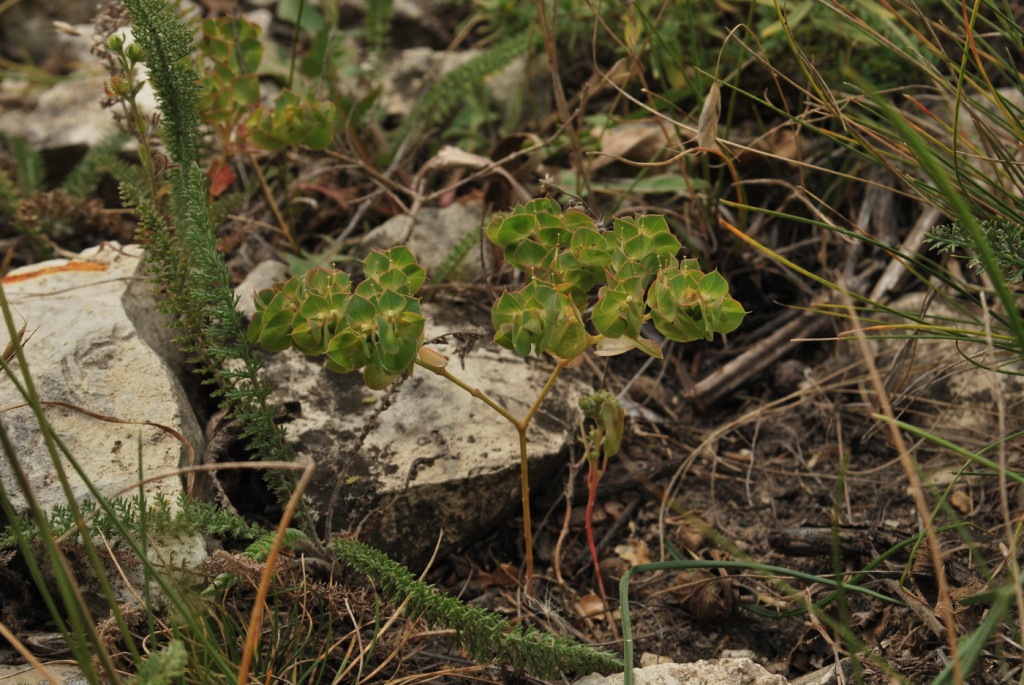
[
  {"xmin": 420, "ymin": 361, "xmax": 520, "ymax": 425},
  {"xmin": 417, "ymin": 356, "xmax": 573, "ymax": 586},
  {"xmin": 583, "ymin": 429, "xmax": 617, "ymax": 638},
  {"xmin": 249, "ymin": 152, "xmax": 299, "ymax": 254},
  {"xmin": 517, "ymin": 424, "xmax": 534, "ymax": 582},
  {"xmin": 585, "ymin": 459, "xmax": 604, "ymax": 590}
]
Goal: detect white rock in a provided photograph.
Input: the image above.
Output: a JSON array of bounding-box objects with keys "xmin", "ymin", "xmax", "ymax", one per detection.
[
  {"xmin": 0, "ymin": 25, "xmax": 157, "ymax": 150},
  {"xmin": 377, "ymin": 46, "xmax": 549, "ymax": 121},
  {"xmin": 0, "ymin": 661, "xmax": 90, "ymax": 685},
  {"xmin": 576, "ymin": 659, "xmax": 790, "ymax": 685},
  {"xmin": 0, "ymin": 243, "xmax": 206, "ymax": 569}
]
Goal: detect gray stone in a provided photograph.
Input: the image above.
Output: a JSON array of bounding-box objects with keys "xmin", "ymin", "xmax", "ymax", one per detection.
[
  {"xmin": 0, "ymin": 243, "xmax": 206, "ymax": 570},
  {"xmin": 255, "ymin": 301, "xmax": 587, "ymax": 566},
  {"xmin": 575, "ymin": 659, "xmax": 790, "ymax": 685},
  {"xmin": 0, "ymin": 662, "xmax": 90, "ymax": 685},
  {"xmin": 362, "ymin": 199, "xmax": 492, "ymax": 280},
  {"xmin": 0, "ymin": 24, "xmax": 157, "ymax": 151},
  {"xmin": 0, "ymin": 1, "xmax": 97, "ymax": 64},
  {"xmin": 235, "ymin": 259, "xmax": 290, "ymax": 319}
]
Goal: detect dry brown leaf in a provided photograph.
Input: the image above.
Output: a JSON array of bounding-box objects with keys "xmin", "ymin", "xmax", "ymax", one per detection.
[
  {"xmin": 669, "ymin": 569, "xmax": 733, "ymax": 621},
  {"xmin": 696, "ymin": 81, "xmax": 721, "ymax": 151},
  {"xmin": 575, "ymin": 592, "xmax": 608, "ymax": 621},
  {"xmin": 949, "ymin": 489, "xmax": 973, "ymax": 515},
  {"xmin": 614, "ymin": 538, "xmax": 651, "ymax": 566},
  {"xmin": 476, "ymin": 562, "xmax": 519, "ymax": 589}
]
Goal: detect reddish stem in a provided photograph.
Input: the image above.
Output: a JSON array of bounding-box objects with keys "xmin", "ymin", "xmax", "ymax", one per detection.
[{"xmin": 585, "ymin": 458, "xmax": 618, "ymax": 639}]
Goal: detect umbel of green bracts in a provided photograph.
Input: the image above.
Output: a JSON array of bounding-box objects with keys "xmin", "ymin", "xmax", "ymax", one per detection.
[
  {"xmin": 198, "ymin": 16, "xmax": 335, "ymax": 152},
  {"xmin": 247, "ymin": 246, "xmax": 426, "ymax": 389},
  {"xmin": 486, "ymin": 199, "xmax": 746, "ymax": 359}
]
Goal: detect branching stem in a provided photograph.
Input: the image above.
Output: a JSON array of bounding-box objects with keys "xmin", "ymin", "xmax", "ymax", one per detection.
[{"xmin": 417, "ymin": 356, "xmax": 572, "ymax": 585}]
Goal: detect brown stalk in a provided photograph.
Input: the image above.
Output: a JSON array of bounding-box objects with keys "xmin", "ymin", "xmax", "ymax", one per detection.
[{"xmin": 839, "ymin": 288, "xmax": 962, "ymax": 684}]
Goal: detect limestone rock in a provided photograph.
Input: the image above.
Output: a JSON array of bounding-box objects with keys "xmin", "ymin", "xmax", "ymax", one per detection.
[
  {"xmin": 0, "ymin": 243, "xmax": 205, "ymax": 569},
  {"xmin": 0, "ymin": 661, "xmax": 89, "ymax": 685},
  {"xmin": 575, "ymin": 659, "xmax": 790, "ymax": 685},
  {"xmin": 377, "ymin": 46, "xmax": 550, "ymax": 122},
  {"xmin": 235, "ymin": 259, "xmax": 289, "ymax": 319},
  {"xmin": 0, "ymin": 23, "xmax": 157, "ymax": 152}
]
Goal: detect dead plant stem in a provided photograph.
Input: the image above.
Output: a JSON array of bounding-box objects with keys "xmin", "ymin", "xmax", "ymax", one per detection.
[
  {"xmin": 248, "ymin": 153, "xmax": 298, "ymax": 254},
  {"xmin": 532, "ymin": 0, "xmax": 589, "ymax": 198},
  {"xmin": 237, "ymin": 463, "xmax": 316, "ymax": 685},
  {"xmin": 840, "ymin": 289, "xmax": 962, "ymax": 684}
]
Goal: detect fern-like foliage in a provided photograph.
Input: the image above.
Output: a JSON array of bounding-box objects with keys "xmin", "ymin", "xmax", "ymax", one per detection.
[
  {"xmin": 118, "ymin": 0, "xmax": 299, "ymax": 506},
  {"xmin": 0, "ymin": 134, "xmax": 45, "ymax": 196},
  {"xmin": 122, "ymin": 0, "xmax": 199, "ymax": 175},
  {"xmin": 0, "ymin": 134, "xmax": 44, "ymax": 219},
  {"xmin": 0, "ymin": 166, "xmax": 17, "ymax": 220},
  {"xmin": 0, "ymin": 492, "xmax": 267, "ymax": 550},
  {"xmin": 212, "ymin": 528, "xmax": 626, "ymax": 677},
  {"xmin": 432, "ymin": 225, "xmax": 483, "ymax": 282},
  {"xmin": 332, "ymin": 537, "xmax": 624, "ymax": 678},
  {"xmin": 390, "ymin": 33, "xmax": 531, "ymax": 160},
  {"xmin": 365, "ymin": 0, "xmax": 393, "ymax": 60},
  {"xmin": 927, "ymin": 218, "xmax": 1024, "ymax": 283},
  {"xmin": 0, "ymin": 131, "xmax": 135, "ymax": 259}
]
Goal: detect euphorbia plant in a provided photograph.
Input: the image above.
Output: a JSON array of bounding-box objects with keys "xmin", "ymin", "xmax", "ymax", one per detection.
[{"xmin": 248, "ymin": 198, "xmax": 745, "ymax": 583}]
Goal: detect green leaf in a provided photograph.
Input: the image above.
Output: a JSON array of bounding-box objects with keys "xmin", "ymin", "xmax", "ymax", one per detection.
[
  {"xmin": 325, "ymin": 330, "xmax": 370, "ymax": 373},
  {"xmin": 277, "ymin": 0, "xmax": 325, "ymax": 35},
  {"xmin": 522, "ymin": 198, "xmax": 562, "ymax": 215},
  {"xmin": 290, "ymin": 321, "xmax": 323, "ymax": 354},
  {"xmin": 298, "ymin": 293, "xmax": 331, "ymax": 319},
  {"xmin": 508, "ymin": 240, "xmax": 553, "ymax": 271},
  {"xmin": 492, "ymin": 288, "xmax": 544, "ymax": 356},
  {"xmin": 632, "ymin": 336, "xmax": 664, "ymax": 359},
  {"xmin": 300, "ymin": 24, "xmax": 333, "ymax": 78},
  {"xmin": 543, "ymin": 319, "xmax": 588, "ymax": 359},
  {"xmin": 254, "ymin": 309, "xmax": 297, "ymax": 351},
  {"xmin": 563, "ymin": 209, "xmax": 597, "ymax": 231},
  {"xmin": 537, "ymin": 288, "xmax": 588, "ymax": 359},
  {"xmin": 698, "ymin": 270, "xmax": 729, "ymax": 299},
  {"xmin": 364, "ymin": 246, "xmax": 426, "ymax": 294},
  {"xmin": 494, "ymin": 213, "xmax": 536, "ymax": 246},
  {"xmin": 363, "ymin": 365, "xmax": 400, "ymax": 390},
  {"xmin": 598, "ymin": 398, "xmax": 624, "ymax": 458},
  {"xmin": 345, "ymin": 294, "xmax": 376, "ymax": 327},
  {"xmin": 715, "ymin": 297, "xmax": 746, "ymax": 334},
  {"xmin": 591, "ymin": 277, "xmax": 644, "ymax": 339}
]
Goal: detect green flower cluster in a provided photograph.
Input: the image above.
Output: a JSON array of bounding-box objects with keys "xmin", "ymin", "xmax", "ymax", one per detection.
[
  {"xmin": 247, "ymin": 246, "xmax": 426, "ymax": 388},
  {"xmin": 198, "ymin": 16, "xmax": 335, "ymax": 152},
  {"xmin": 486, "ymin": 198, "xmax": 745, "ymax": 360}
]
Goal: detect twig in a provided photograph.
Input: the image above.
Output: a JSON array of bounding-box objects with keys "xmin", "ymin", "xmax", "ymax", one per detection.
[{"xmin": 687, "ymin": 308, "xmax": 832, "ymax": 404}]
